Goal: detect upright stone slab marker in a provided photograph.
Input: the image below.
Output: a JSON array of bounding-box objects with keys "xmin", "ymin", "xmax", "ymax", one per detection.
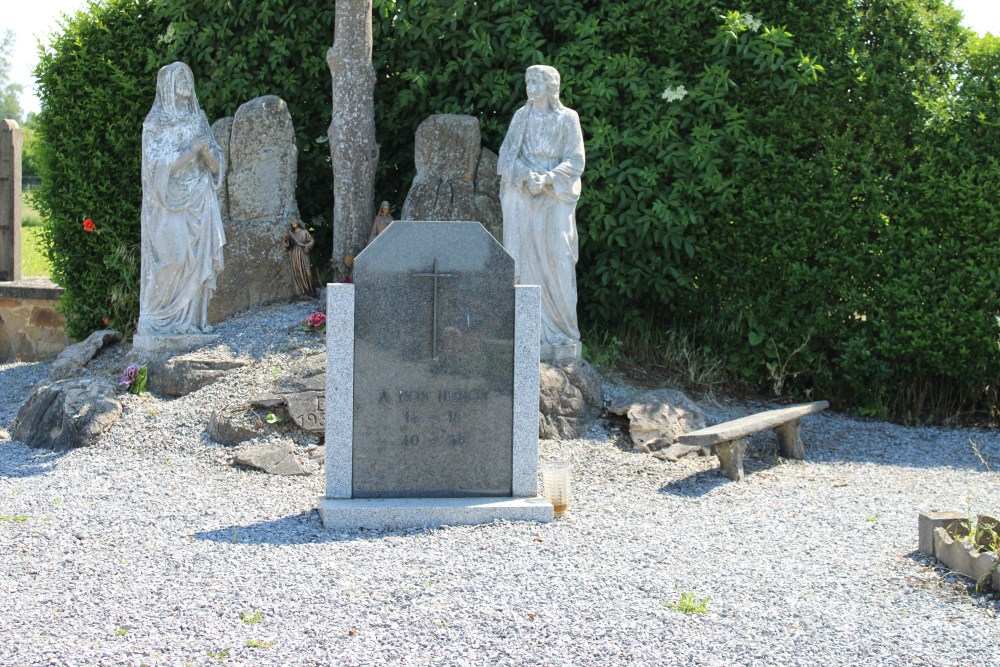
[
  {"xmin": 321, "ymin": 221, "xmax": 551, "ymax": 529},
  {"xmin": 0, "ymin": 119, "xmax": 23, "ymax": 282}
]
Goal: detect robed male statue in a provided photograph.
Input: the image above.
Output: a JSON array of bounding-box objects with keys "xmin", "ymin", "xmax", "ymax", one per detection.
[{"xmin": 498, "ymin": 65, "xmax": 585, "ymax": 360}]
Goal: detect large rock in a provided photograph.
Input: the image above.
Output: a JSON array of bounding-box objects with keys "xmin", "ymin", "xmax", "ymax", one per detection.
[
  {"xmin": 147, "ymin": 352, "xmax": 251, "ymax": 397},
  {"xmin": 538, "ymin": 358, "xmax": 604, "ymax": 440},
  {"xmin": 11, "ymin": 377, "xmax": 122, "ymax": 450},
  {"xmin": 207, "ymin": 217, "xmax": 298, "ymax": 324},
  {"xmin": 227, "ymin": 96, "xmax": 299, "ymax": 221},
  {"xmin": 47, "ymin": 329, "xmax": 121, "ymax": 381},
  {"xmin": 207, "ymin": 97, "xmax": 300, "ymax": 324},
  {"xmin": 609, "ymin": 388, "xmax": 706, "ymax": 453},
  {"xmin": 401, "ymin": 114, "xmax": 504, "ymax": 242},
  {"xmin": 233, "ymin": 442, "xmax": 308, "ymax": 475}
]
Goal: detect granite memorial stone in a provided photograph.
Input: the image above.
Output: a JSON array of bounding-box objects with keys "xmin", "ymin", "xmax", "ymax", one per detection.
[
  {"xmin": 210, "ymin": 117, "xmax": 233, "ymax": 219},
  {"xmin": 227, "ymin": 95, "xmax": 299, "ymax": 222},
  {"xmin": 320, "ymin": 220, "xmax": 551, "ymax": 529}
]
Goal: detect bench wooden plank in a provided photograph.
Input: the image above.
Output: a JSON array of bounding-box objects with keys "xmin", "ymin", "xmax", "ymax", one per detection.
[
  {"xmin": 675, "ymin": 401, "xmax": 829, "ymax": 481},
  {"xmin": 674, "ymin": 401, "xmax": 829, "ymax": 447}
]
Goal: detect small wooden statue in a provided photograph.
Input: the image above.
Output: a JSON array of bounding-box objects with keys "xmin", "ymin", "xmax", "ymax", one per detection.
[
  {"xmin": 283, "ymin": 219, "xmax": 316, "ymax": 298},
  {"xmin": 368, "ymin": 200, "xmax": 394, "ymax": 244}
]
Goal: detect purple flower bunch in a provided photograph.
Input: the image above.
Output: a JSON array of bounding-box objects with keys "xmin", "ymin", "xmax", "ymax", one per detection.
[
  {"xmin": 119, "ymin": 364, "xmax": 140, "ymax": 388},
  {"xmin": 119, "ymin": 363, "xmax": 148, "ymax": 395}
]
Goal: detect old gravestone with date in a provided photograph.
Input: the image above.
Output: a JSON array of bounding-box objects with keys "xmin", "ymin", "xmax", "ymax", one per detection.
[{"xmin": 320, "ymin": 220, "xmax": 552, "ymax": 529}]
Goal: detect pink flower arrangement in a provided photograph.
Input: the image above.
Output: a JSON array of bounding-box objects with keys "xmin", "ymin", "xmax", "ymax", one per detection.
[{"xmin": 300, "ymin": 311, "xmax": 327, "ymax": 333}]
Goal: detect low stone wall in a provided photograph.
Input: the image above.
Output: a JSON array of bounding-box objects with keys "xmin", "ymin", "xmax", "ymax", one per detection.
[{"xmin": 0, "ymin": 278, "xmax": 71, "ymax": 361}]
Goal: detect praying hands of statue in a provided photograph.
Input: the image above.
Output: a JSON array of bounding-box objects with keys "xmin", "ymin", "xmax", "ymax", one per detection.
[
  {"xmin": 528, "ymin": 171, "xmax": 553, "ymax": 196},
  {"xmin": 170, "ymin": 138, "xmax": 211, "ymax": 176},
  {"xmin": 194, "ymin": 133, "xmax": 222, "ymax": 178}
]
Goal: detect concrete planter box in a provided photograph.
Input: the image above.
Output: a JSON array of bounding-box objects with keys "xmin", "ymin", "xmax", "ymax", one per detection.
[{"xmin": 919, "ymin": 511, "xmax": 1000, "ymax": 593}]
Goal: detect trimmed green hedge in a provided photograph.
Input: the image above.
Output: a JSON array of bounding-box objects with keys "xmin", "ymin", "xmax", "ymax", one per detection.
[
  {"xmin": 32, "ymin": 0, "xmax": 169, "ymax": 337},
  {"xmin": 667, "ymin": 1, "xmax": 1000, "ymax": 419}
]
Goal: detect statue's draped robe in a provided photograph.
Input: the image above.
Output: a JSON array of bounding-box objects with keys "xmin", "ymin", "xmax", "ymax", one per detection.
[
  {"xmin": 498, "ymin": 104, "xmax": 585, "ymax": 347},
  {"xmin": 368, "ymin": 212, "xmax": 393, "ymax": 244},
  {"xmin": 138, "ymin": 79, "xmax": 225, "ymax": 336},
  {"xmin": 286, "ymin": 226, "xmax": 316, "ymax": 296}
]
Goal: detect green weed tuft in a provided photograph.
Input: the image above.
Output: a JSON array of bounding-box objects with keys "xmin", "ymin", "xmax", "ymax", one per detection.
[
  {"xmin": 240, "ymin": 610, "xmax": 264, "ymax": 625},
  {"xmin": 207, "ymin": 648, "xmax": 231, "ymax": 660},
  {"xmin": 663, "ymin": 592, "xmax": 711, "ymax": 615}
]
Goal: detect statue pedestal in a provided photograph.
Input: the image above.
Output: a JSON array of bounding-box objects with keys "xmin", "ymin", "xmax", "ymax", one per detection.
[
  {"xmin": 130, "ymin": 333, "xmax": 217, "ymax": 359},
  {"xmin": 540, "ymin": 340, "xmax": 581, "ymax": 362}
]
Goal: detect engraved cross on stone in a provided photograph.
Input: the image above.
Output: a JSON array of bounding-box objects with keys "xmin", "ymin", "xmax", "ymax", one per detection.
[{"xmin": 412, "ymin": 258, "xmax": 459, "ymax": 359}]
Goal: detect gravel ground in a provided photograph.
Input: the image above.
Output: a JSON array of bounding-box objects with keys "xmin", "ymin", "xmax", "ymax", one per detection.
[{"xmin": 1, "ymin": 300, "xmax": 998, "ymax": 666}]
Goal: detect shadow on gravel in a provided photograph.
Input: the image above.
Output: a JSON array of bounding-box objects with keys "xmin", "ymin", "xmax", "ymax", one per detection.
[
  {"xmin": 195, "ymin": 511, "xmax": 419, "ymax": 544},
  {"xmin": 0, "ymin": 443, "xmax": 66, "ymax": 479},
  {"xmin": 0, "ymin": 364, "xmax": 46, "ymax": 425},
  {"xmin": 658, "ymin": 469, "xmax": 729, "ymax": 497}
]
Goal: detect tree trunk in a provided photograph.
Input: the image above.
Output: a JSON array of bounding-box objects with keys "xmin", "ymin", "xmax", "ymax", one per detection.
[{"xmin": 327, "ymin": 0, "xmax": 378, "ymax": 278}]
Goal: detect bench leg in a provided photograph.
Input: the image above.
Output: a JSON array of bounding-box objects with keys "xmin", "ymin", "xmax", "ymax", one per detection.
[
  {"xmin": 774, "ymin": 419, "xmax": 804, "ymax": 459},
  {"xmin": 716, "ymin": 438, "xmax": 747, "ymax": 481}
]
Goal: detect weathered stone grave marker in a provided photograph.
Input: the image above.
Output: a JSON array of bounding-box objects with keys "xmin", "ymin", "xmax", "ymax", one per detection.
[{"xmin": 320, "ymin": 220, "xmax": 552, "ymax": 529}]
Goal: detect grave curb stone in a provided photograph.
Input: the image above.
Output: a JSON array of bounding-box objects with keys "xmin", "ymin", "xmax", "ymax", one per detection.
[{"xmin": 917, "ymin": 510, "xmax": 965, "ymax": 556}]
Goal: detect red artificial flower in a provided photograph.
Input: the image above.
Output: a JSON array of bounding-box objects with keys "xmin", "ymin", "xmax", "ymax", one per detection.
[
  {"xmin": 82, "ymin": 218, "xmax": 95, "ymax": 232},
  {"xmin": 103, "ymin": 317, "xmax": 111, "ymax": 325}
]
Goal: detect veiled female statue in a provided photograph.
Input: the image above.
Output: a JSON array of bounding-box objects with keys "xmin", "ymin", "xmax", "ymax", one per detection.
[
  {"xmin": 138, "ymin": 62, "xmax": 226, "ymax": 337},
  {"xmin": 498, "ymin": 65, "xmax": 585, "ymax": 357}
]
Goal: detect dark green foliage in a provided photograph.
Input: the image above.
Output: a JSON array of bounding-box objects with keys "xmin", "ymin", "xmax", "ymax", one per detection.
[
  {"xmin": 666, "ymin": 1, "xmax": 1000, "ymax": 421},
  {"xmin": 152, "ymin": 1, "xmax": 337, "ymax": 252},
  {"xmin": 32, "ymin": 0, "xmax": 169, "ymax": 337},
  {"xmin": 33, "ymin": 0, "xmax": 999, "ymax": 421}
]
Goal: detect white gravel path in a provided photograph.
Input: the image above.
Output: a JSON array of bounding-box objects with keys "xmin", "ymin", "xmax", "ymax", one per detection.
[{"xmin": 1, "ymin": 301, "xmax": 998, "ymax": 666}]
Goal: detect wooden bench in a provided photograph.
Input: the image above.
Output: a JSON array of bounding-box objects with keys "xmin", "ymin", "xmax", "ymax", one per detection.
[{"xmin": 675, "ymin": 401, "xmax": 829, "ymax": 481}]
